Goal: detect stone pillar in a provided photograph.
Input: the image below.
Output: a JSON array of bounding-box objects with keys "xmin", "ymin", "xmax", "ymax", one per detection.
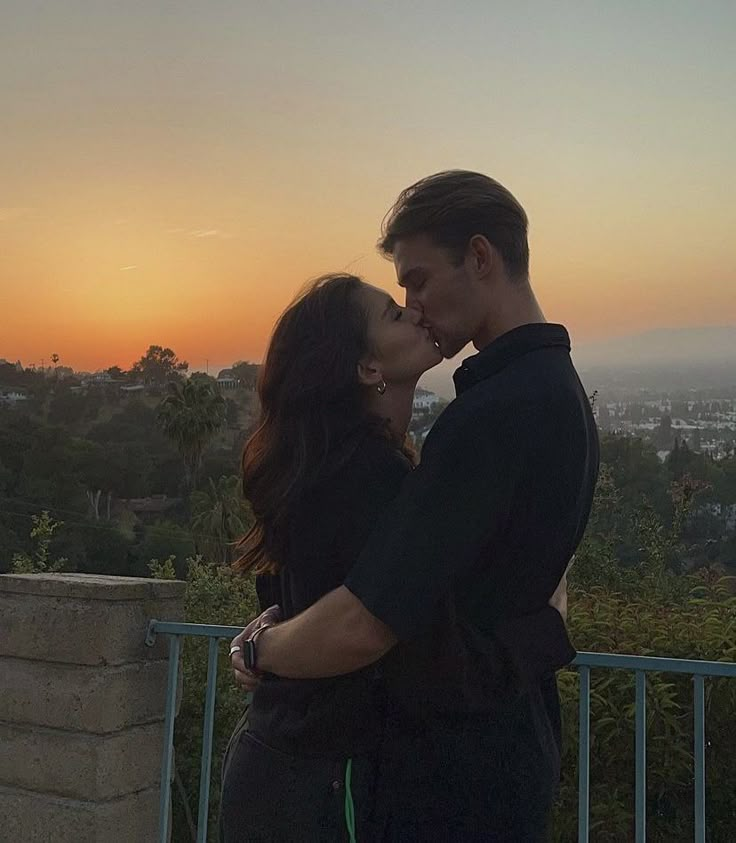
[{"xmin": 0, "ymin": 573, "xmax": 185, "ymax": 842}]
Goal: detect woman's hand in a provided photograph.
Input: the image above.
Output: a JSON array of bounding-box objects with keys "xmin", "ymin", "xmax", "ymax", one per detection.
[
  {"xmin": 230, "ymin": 604, "xmax": 283, "ymax": 692},
  {"xmin": 548, "ymin": 557, "xmax": 573, "ymax": 623}
]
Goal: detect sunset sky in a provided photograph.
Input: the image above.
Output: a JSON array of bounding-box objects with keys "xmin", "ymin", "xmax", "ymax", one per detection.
[{"xmin": 2, "ymin": 1, "xmax": 735, "ymax": 374}]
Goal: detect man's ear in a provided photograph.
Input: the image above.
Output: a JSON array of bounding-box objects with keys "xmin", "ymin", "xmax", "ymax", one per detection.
[
  {"xmin": 467, "ymin": 234, "xmax": 495, "ymax": 278},
  {"xmin": 357, "ymin": 358, "xmax": 383, "ymax": 387}
]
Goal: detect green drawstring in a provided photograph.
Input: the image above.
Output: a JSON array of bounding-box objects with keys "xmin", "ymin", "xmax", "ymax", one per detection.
[{"xmin": 344, "ymin": 757, "xmax": 357, "ymax": 843}]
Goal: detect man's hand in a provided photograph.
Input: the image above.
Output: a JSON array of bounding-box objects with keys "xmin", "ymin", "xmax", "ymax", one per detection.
[
  {"xmin": 548, "ymin": 557, "xmax": 573, "ymax": 622},
  {"xmin": 230, "ymin": 604, "xmax": 282, "ymax": 693}
]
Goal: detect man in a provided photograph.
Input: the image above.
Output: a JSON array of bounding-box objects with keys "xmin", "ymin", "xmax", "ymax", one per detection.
[{"xmin": 232, "ymin": 171, "xmax": 599, "ymax": 840}]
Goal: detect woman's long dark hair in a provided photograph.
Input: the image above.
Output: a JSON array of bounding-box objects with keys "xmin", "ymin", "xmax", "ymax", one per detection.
[{"xmin": 234, "ymin": 273, "xmax": 389, "ymax": 575}]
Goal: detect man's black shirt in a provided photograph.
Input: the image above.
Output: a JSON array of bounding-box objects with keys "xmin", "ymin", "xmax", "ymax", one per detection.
[{"xmin": 343, "ymin": 323, "xmax": 599, "ymax": 838}]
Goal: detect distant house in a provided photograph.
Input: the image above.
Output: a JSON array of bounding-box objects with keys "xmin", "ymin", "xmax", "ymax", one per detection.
[
  {"xmin": 216, "ymin": 369, "xmax": 238, "ymax": 390},
  {"xmin": 413, "ymin": 388, "xmax": 439, "ymax": 412},
  {"xmin": 0, "ymin": 387, "xmax": 28, "ymax": 405},
  {"xmin": 120, "ymin": 384, "xmax": 145, "ymax": 394},
  {"xmin": 114, "ymin": 494, "xmax": 182, "ymax": 521},
  {"xmin": 91, "ymin": 371, "xmax": 114, "ymax": 384}
]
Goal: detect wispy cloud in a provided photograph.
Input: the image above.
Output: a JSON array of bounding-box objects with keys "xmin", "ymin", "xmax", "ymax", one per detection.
[
  {"xmin": 167, "ymin": 226, "xmax": 233, "ymax": 239},
  {"xmin": 0, "ymin": 207, "xmax": 33, "ymax": 223},
  {"xmin": 120, "ymin": 265, "xmax": 138, "ymax": 271},
  {"xmin": 189, "ymin": 229, "xmax": 232, "ymax": 239}
]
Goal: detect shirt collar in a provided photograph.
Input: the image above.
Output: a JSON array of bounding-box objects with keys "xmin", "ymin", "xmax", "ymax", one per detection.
[{"xmin": 453, "ymin": 323, "xmax": 571, "ymax": 395}]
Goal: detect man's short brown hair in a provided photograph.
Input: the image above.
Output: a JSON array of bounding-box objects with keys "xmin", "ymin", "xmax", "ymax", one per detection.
[{"xmin": 379, "ymin": 170, "xmax": 529, "ymax": 281}]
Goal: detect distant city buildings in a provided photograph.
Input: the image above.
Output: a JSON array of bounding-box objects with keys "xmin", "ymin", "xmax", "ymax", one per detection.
[
  {"xmin": 594, "ymin": 395, "xmax": 736, "ymax": 460},
  {"xmin": 413, "ymin": 387, "xmax": 440, "ymax": 412}
]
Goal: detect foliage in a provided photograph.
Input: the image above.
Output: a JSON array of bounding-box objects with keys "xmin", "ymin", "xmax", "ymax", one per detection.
[
  {"xmin": 230, "ymin": 361, "xmax": 259, "ymax": 391},
  {"xmin": 130, "ymin": 344, "xmax": 188, "ymax": 386},
  {"xmin": 151, "ymin": 556, "xmax": 259, "ymax": 843},
  {"xmin": 190, "ymin": 475, "xmax": 254, "ymax": 565},
  {"xmin": 157, "ymin": 379, "xmax": 227, "ymax": 493},
  {"xmin": 0, "ymin": 349, "xmax": 256, "ymax": 574},
  {"xmin": 135, "ymin": 521, "xmax": 195, "ymax": 578},
  {"xmin": 552, "ymin": 573, "xmax": 736, "ymax": 842},
  {"xmin": 573, "ymin": 451, "xmax": 714, "ymax": 594},
  {"xmin": 11, "ymin": 511, "xmax": 70, "ymax": 573},
  {"xmin": 148, "ymin": 554, "xmax": 177, "ymax": 580}
]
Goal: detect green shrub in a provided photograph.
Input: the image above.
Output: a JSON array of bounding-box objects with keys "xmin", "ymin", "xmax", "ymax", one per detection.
[
  {"xmin": 152, "ymin": 556, "xmax": 259, "ymax": 843},
  {"xmin": 553, "ymin": 574, "xmax": 736, "ymax": 842}
]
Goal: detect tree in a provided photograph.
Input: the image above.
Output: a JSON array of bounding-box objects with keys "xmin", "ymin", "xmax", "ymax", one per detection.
[
  {"xmin": 88, "ymin": 400, "xmax": 182, "ymax": 495},
  {"xmin": 225, "ymin": 398, "xmax": 239, "ymax": 427},
  {"xmin": 48, "ymin": 389, "xmax": 87, "ymax": 426},
  {"xmin": 190, "ymin": 475, "xmax": 253, "ymax": 564},
  {"xmin": 691, "ymin": 427, "xmax": 702, "ymax": 452},
  {"xmin": 570, "ymin": 464, "xmax": 624, "ymax": 589},
  {"xmin": 0, "ymin": 457, "xmax": 13, "ymax": 494},
  {"xmin": 230, "ymin": 361, "xmax": 259, "ymax": 391},
  {"xmin": 157, "ymin": 378, "xmax": 226, "ymax": 492},
  {"xmin": 107, "ymin": 365, "xmax": 125, "ymax": 380},
  {"xmin": 654, "ymin": 414, "xmax": 674, "ymax": 450},
  {"xmin": 130, "ymin": 345, "xmax": 188, "ymax": 386},
  {"xmin": 50, "ymin": 353, "xmax": 60, "ymax": 368}
]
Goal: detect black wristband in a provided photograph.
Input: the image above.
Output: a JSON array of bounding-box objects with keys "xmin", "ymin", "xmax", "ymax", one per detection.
[
  {"xmin": 244, "ymin": 625, "xmax": 270, "ymax": 673},
  {"xmin": 243, "ymin": 637, "xmax": 259, "ymax": 672}
]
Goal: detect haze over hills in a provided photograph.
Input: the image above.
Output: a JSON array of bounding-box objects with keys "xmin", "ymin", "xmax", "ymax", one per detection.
[
  {"xmin": 574, "ymin": 326, "xmax": 736, "ymax": 369},
  {"xmin": 418, "ymin": 326, "xmax": 736, "ymax": 399}
]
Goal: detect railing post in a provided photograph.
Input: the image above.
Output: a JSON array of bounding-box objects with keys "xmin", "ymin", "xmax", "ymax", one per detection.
[
  {"xmin": 578, "ymin": 665, "xmax": 591, "ymax": 843},
  {"xmin": 694, "ymin": 675, "xmax": 706, "ymax": 843},
  {"xmin": 158, "ymin": 635, "xmax": 181, "ymax": 843},
  {"xmin": 635, "ymin": 671, "xmax": 647, "ymax": 843},
  {"xmin": 196, "ymin": 637, "xmax": 221, "ymax": 842}
]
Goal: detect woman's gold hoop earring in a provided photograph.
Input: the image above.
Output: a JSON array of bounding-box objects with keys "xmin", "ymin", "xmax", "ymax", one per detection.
[{"xmin": 376, "ymin": 380, "xmax": 387, "ymax": 395}]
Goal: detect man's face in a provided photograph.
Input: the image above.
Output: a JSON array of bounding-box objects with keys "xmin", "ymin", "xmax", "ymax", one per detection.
[{"xmin": 393, "ymin": 234, "xmax": 481, "ymax": 359}]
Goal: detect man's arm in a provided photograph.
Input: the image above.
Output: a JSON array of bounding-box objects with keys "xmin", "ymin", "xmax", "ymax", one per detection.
[
  {"xmin": 255, "ymin": 586, "xmax": 396, "ymax": 678},
  {"xmin": 234, "ymin": 563, "xmax": 572, "ymax": 686},
  {"xmin": 235, "ymin": 403, "xmax": 573, "ymax": 684}
]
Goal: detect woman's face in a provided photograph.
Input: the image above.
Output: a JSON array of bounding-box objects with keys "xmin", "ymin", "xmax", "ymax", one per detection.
[{"xmin": 358, "ymin": 283, "xmax": 442, "ymax": 385}]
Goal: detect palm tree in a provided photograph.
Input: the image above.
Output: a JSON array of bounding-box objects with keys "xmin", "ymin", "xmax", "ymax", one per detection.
[
  {"xmin": 190, "ymin": 475, "xmax": 253, "ymax": 564},
  {"xmin": 157, "ymin": 378, "xmax": 226, "ymax": 492}
]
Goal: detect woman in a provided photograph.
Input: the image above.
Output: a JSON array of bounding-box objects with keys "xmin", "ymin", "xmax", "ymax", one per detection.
[
  {"xmin": 221, "ymin": 273, "xmax": 442, "ymax": 842},
  {"xmin": 221, "ymin": 273, "xmax": 567, "ymax": 841}
]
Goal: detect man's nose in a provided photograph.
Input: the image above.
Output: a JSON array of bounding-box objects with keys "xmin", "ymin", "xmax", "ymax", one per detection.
[{"xmin": 404, "ymin": 288, "xmax": 421, "ymax": 311}]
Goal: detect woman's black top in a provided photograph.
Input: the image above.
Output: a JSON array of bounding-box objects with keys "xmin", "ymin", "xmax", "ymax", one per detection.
[{"xmin": 247, "ymin": 433, "xmax": 411, "ymax": 758}]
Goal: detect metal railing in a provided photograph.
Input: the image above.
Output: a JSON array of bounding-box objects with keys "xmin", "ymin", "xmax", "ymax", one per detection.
[
  {"xmin": 145, "ymin": 620, "xmax": 736, "ymax": 843},
  {"xmin": 573, "ymin": 652, "xmax": 736, "ymax": 843}
]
